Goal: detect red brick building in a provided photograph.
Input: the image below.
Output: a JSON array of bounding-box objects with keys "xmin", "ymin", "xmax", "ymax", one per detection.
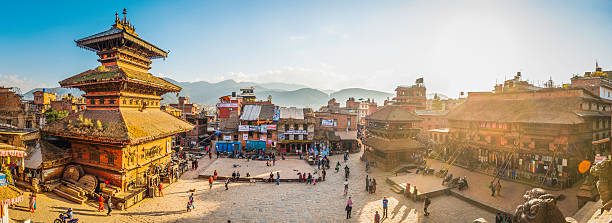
[{"xmin": 446, "ymin": 75, "xmax": 611, "ymax": 188}]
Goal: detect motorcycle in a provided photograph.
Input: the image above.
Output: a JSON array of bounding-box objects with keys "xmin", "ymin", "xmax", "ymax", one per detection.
[{"xmin": 54, "ymin": 213, "xmax": 79, "ymax": 223}]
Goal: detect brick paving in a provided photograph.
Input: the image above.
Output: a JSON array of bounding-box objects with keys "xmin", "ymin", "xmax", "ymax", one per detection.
[
  {"xmin": 199, "ymin": 158, "xmax": 315, "ymax": 180},
  {"xmin": 423, "ymin": 159, "xmax": 580, "ymax": 216},
  {"xmin": 8, "ymin": 151, "xmax": 497, "ymax": 223}
]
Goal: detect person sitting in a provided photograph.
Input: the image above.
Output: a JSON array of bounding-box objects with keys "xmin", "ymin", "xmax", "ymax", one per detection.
[
  {"xmin": 269, "ymin": 172, "xmax": 274, "ymax": 183},
  {"xmin": 442, "ymin": 173, "xmax": 453, "ymax": 185}
]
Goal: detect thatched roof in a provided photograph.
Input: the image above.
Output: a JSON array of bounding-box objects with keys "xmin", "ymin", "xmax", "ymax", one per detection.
[
  {"xmin": 363, "ymin": 137, "xmax": 423, "ymax": 152},
  {"xmin": 43, "ymin": 108, "xmax": 193, "ymax": 145},
  {"xmin": 366, "ymin": 105, "xmax": 422, "ymax": 122}
]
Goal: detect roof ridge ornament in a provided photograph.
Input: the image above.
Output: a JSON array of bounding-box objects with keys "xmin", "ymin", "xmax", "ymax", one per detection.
[{"xmin": 112, "ymin": 8, "xmax": 137, "ymax": 36}]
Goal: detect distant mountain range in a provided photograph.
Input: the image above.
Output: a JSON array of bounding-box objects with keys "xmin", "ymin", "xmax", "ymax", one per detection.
[
  {"xmin": 161, "ymin": 78, "xmax": 394, "ymax": 108},
  {"xmin": 22, "ymin": 78, "xmax": 397, "ymax": 109}
]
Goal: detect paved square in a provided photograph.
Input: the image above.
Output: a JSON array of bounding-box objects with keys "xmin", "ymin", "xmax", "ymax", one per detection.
[{"xmin": 199, "ymin": 158, "xmax": 316, "ymax": 179}]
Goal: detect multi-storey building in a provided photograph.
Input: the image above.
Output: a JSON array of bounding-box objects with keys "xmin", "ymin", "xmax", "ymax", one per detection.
[
  {"xmin": 392, "ymin": 78, "xmax": 426, "ymax": 111},
  {"xmin": 570, "ymin": 63, "xmax": 612, "ymax": 102},
  {"xmin": 277, "ymin": 107, "xmax": 315, "ymax": 154},
  {"xmin": 0, "ymin": 87, "xmax": 40, "ymax": 129},
  {"xmin": 446, "ymin": 73, "xmax": 610, "ymax": 188},
  {"xmin": 169, "ymin": 97, "xmax": 199, "ymax": 118},
  {"xmin": 238, "ymin": 104, "xmax": 278, "ymax": 152},
  {"xmin": 33, "ymin": 89, "xmax": 57, "ymax": 113},
  {"xmin": 50, "ymin": 94, "xmax": 86, "ymax": 114},
  {"xmin": 346, "ymin": 97, "xmax": 378, "ymax": 127}
]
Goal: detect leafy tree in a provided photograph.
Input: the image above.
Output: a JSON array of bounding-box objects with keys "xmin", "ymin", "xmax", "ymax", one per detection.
[{"xmin": 44, "ymin": 109, "xmax": 69, "ymax": 125}]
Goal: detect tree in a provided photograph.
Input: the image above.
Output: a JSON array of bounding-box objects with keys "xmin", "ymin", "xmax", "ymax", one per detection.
[{"xmin": 44, "ymin": 109, "xmax": 69, "ymax": 125}]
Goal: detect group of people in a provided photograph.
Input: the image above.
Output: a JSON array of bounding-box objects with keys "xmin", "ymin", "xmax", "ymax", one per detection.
[
  {"xmin": 298, "ymin": 172, "xmax": 317, "ymax": 184},
  {"xmin": 490, "ymin": 180, "xmax": 502, "ymax": 197},
  {"xmin": 97, "ymin": 194, "xmax": 113, "ymax": 216},
  {"xmin": 441, "ymin": 173, "xmax": 469, "ymax": 190},
  {"xmin": 365, "ymin": 175, "xmax": 377, "ymax": 194}
]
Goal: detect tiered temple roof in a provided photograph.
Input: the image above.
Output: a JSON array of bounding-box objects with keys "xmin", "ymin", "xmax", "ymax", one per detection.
[{"xmin": 44, "ymin": 10, "xmax": 192, "ymax": 145}]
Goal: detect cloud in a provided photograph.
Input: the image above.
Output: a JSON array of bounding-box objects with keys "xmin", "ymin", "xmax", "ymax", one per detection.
[
  {"xmin": 213, "ymin": 67, "xmax": 352, "ymax": 90},
  {"xmin": 0, "ymin": 73, "xmax": 53, "ymax": 93}
]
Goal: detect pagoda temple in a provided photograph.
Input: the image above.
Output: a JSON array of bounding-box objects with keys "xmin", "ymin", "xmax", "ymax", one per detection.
[{"xmin": 43, "ymin": 9, "xmax": 193, "ymax": 205}]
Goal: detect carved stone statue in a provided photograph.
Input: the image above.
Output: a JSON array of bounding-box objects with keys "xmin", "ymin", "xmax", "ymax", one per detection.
[
  {"xmin": 514, "ymin": 188, "xmax": 568, "ymax": 223},
  {"xmin": 590, "ymin": 159, "xmax": 612, "ymax": 212}
]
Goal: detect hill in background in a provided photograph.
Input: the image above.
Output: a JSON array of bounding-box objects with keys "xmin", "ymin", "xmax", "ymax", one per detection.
[{"xmin": 22, "ymin": 78, "xmax": 394, "ymax": 109}]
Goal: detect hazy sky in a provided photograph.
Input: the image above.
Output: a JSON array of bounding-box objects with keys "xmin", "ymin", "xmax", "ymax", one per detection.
[{"xmin": 1, "ymin": 0, "xmax": 611, "ymax": 97}]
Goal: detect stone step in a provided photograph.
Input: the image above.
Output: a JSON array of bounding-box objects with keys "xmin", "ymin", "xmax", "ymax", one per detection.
[{"xmin": 53, "ymin": 187, "xmax": 86, "ymax": 204}]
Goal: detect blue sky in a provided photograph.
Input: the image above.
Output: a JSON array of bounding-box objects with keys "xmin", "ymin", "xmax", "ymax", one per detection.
[{"xmin": 1, "ymin": 0, "xmax": 611, "ymax": 97}]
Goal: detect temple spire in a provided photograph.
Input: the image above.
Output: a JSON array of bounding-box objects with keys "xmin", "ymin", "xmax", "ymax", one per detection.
[{"xmin": 123, "ymin": 8, "xmax": 127, "ymax": 23}]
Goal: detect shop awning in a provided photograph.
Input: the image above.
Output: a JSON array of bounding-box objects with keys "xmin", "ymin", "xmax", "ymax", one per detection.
[
  {"xmin": 0, "ymin": 143, "xmax": 26, "ymax": 157},
  {"xmin": 592, "ymin": 137, "xmax": 610, "ymax": 145},
  {"xmin": 0, "ymin": 185, "xmax": 23, "ymax": 205}
]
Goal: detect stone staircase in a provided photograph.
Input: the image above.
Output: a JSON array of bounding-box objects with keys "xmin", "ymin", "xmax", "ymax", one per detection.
[{"xmin": 385, "ymin": 177, "xmax": 405, "ymax": 194}]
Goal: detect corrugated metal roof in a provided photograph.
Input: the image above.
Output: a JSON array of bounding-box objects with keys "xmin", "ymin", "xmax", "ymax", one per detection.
[
  {"xmin": 280, "ymin": 107, "xmax": 304, "ymax": 119},
  {"xmin": 240, "ymin": 105, "xmax": 261, "ymax": 121}
]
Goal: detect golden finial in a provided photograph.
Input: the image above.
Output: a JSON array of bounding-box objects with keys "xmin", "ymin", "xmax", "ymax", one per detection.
[{"xmin": 123, "ymin": 8, "xmax": 127, "ymax": 23}]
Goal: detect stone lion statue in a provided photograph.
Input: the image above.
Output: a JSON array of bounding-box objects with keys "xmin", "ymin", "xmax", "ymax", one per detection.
[
  {"xmin": 590, "ymin": 159, "xmax": 612, "ymax": 211},
  {"xmin": 514, "ymin": 188, "xmax": 568, "ymax": 223}
]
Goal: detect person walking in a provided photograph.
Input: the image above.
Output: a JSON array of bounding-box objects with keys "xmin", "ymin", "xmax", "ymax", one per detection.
[
  {"xmin": 225, "ymin": 178, "xmax": 230, "ymax": 190},
  {"xmin": 423, "ymin": 196, "xmax": 431, "ymax": 216},
  {"xmin": 490, "ymin": 181, "xmax": 496, "ymax": 197},
  {"xmin": 98, "ymin": 194, "xmax": 104, "ymax": 212},
  {"xmin": 365, "ymin": 175, "xmax": 369, "ymax": 191},
  {"xmin": 276, "ymin": 172, "xmax": 280, "ymax": 185},
  {"xmin": 106, "ymin": 196, "xmax": 113, "ymax": 216},
  {"xmin": 29, "ymin": 193, "xmax": 36, "ymax": 213},
  {"xmin": 344, "ymin": 179, "xmax": 349, "ymax": 196},
  {"xmin": 372, "ymin": 179, "xmax": 377, "ymax": 193},
  {"xmin": 189, "ymin": 193, "xmax": 195, "ymax": 210},
  {"xmin": 346, "ymin": 197, "xmax": 353, "ymax": 219},
  {"xmin": 496, "ymin": 181, "xmax": 502, "ymax": 197},
  {"xmin": 214, "ymin": 170, "xmax": 218, "ymax": 180},
  {"xmin": 158, "ymin": 183, "xmax": 164, "ymax": 197},
  {"xmin": 374, "ymin": 211, "xmax": 381, "ymax": 223},
  {"xmin": 209, "ymin": 176, "xmax": 214, "ymax": 189},
  {"xmin": 382, "ymin": 196, "xmax": 389, "ymax": 218}
]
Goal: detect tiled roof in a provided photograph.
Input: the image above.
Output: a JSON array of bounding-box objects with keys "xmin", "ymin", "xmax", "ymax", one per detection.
[
  {"xmin": 43, "ymin": 108, "xmax": 193, "ymax": 145},
  {"xmin": 414, "ymin": 110, "xmax": 449, "ymax": 116},
  {"xmin": 60, "ymin": 66, "xmax": 181, "ymax": 92},
  {"xmin": 366, "ymin": 105, "xmax": 422, "ymax": 122},
  {"xmin": 445, "ymin": 96, "xmax": 604, "ymax": 124},
  {"xmin": 76, "ymin": 27, "xmax": 123, "ymax": 42},
  {"xmin": 363, "ymin": 137, "xmax": 423, "ymax": 152}
]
